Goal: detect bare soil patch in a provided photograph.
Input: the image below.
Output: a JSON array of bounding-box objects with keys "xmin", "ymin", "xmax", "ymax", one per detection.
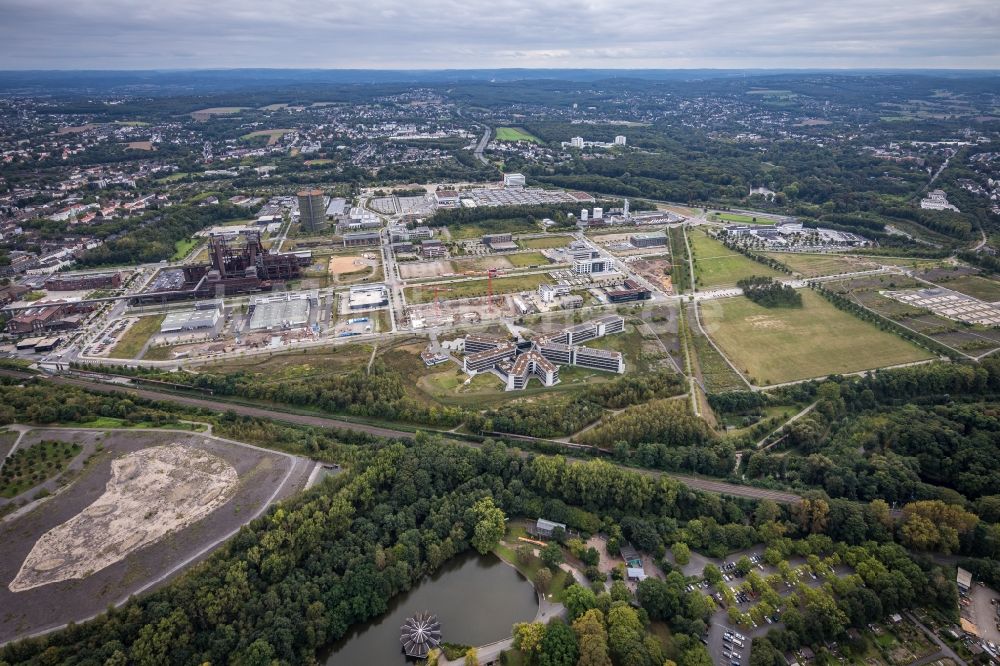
[
  {"xmin": 10, "ymin": 444, "xmax": 237, "ymax": 592},
  {"xmin": 0, "ymin": 428, "xmax": 309, "ymax": 643},
  {"xmin": 399, "ymin": 260, "xmax": 455, "ymax": 279}
]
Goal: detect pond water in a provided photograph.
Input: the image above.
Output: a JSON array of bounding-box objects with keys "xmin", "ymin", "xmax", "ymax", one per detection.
[{"xmin": 322, "ymin": 552, "xmax": 538, "ymax": 664}]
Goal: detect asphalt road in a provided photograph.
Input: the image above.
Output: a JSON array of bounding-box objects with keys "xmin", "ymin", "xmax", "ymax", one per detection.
[
  {"xmin": 474, "ymin": 127, "xmax": 491, "ymax": 164},
  {"xmin": 0, "ymin": 369, "xmax": 806, "ymax": 505}
]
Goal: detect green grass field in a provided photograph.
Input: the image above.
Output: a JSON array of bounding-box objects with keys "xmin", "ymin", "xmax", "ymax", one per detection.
[
  {"xmin": 495, "ymin": 127, "xmax": 542, "ymax": 143},
  {"xmin": 710, "ymin": 212, "xmax": 774, "ymax": 224},
  {"xmin": 171, "ymin": 237, "xmax": 200, "ymax": 260},
  {"xmin": 405, "ymin": 273, "xmax": 549, "ymax": 303},
  {"xmin": 939, "ymin": 275, "xmax": 1000, "ymax": 302},
  {"xmin": 700, "ymin": 289, "xmax": 932, "ymax": 385},
  {"xmin": 449, "ymin": 218, "xmax": 540, "ymax": 240},
  {"xmin": 765, "ymin": 252, "xmax": 879, "ymax": 278},
  {"xmin": 108, "ymin": 315, "xmax": 165, "ymax": 359},
  {"xmin": 507, "ymin": 251, "xmax": 551, "ymax": 268},
  {"xmin": 241, "ymin": 128, "xmax": 294, "ymax": 145},
  {"xmin": 690, "ymin": 230, "xmax": 780, "ymax": 287},
  {"xmin": 519, "ymin": 235, "xmax": 571, "ymax": 249}
]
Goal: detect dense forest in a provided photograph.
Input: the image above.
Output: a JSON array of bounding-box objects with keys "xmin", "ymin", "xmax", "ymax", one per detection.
[{"xmin": 77, "ymin": 204, "xmax": 246, "ymax": 267}]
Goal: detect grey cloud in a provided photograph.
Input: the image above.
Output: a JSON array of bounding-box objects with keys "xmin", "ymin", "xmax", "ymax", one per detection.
[{"xmin": 0, "ymin": 0, "xmax": 997, "ymax": 68}]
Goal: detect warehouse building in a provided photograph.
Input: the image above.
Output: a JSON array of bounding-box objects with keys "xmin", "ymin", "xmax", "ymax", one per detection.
[
  {"xmin": 45, "ymin": 271, "xmax": 122, "ymax": 291},
  {"xmin": 248, "ymin": 291, "xmax": 315, "ymax": 331},
  {"xmin": 347, "ymin": 284, "xmax": 389, "ymax": 311},
  {"xmin": 342, "ymin": 231, "xmax": 381, "ymax": 247},
  {"xmin": 160, "ymin": 301, "xmax": 222, "ymax": 333}
]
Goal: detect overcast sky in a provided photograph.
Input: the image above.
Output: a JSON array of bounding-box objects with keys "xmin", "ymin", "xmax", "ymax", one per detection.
[{"xmin": 1, "ymin": 0, "xmax": 998, "ymax": 70}]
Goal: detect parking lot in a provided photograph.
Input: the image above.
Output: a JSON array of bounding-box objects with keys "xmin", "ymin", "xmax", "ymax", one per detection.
[
  {"xmin": 666, "ymin": 546, "xmax": 854, "ymax": 666},
  {"xmin": 966, "ymin": 582, "xmax": 1000, "ymax": 645}
]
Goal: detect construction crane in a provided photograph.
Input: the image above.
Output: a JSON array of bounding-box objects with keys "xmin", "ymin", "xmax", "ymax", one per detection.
[
  {"xmin": 462, "ymin": 267, "xmax": 506, "ymax": 313},
  {"xmin": 411, "ymin": 284, "xmax": 455, "ymax": 317}
]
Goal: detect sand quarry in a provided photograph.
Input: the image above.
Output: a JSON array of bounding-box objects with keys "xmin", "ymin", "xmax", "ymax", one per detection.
[{"xmin": 10, "ymin": 444, "xmax": 237, "ymax": 592}]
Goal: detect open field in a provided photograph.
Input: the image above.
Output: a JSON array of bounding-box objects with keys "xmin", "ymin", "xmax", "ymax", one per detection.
[
  {"xmin": 328, "ymin": 255, "xmax": 367, "ymax": 275},
  {"xmin": 765, "ymin": 252, "xmax": 880, "ymax": 278},
  {"xmin": 825, "ymin": 275, "xmax": 1000, "ymax": 356},
  {"xmin": 495, "ymin": 127, "xmax": 542, "ymax": 143},
  {"xmin": 507, "ymin": 251, "xmax": 551, "ymax": 268},
  {"xmin": 171, "ymin": 237, "xmax": 200, "ymax": 260},
  {"xmin": 690, "ymin": 230, "xmax": 780, "ymax": 288},
  {"xmin": 56, "ymin": 124, "xmax": 98, "ymax": 134},
  {"xmin": 936, "ymin": 274, "xmax": 1000, "ymax": 302},
  {"xmin": 709, "ymin": 212, "xmax": 773, "ymax": 224},
  {"xmin": 399, "ymin": 260, "xmax": 456, "ymax": 279},
  {"xmin": 452, "ymin": 255, "xmax": 515, "ymax": 272},
  {"xmin": 156, "ymin": 172, "xmax": 190, "ymax": 183},
  {"xmin": 405, "ymin": 273, "xmax": 550, "ymax": 303},
  {"xmin": 108, "ymin": 315, "xmax": 165, "ymax": 360},
  {"xmin": 203, "ymin": 345, "xmax": 373, "ymax": 378},
  {"xmin": 189, "ymin": 107, "xmax": 248, "ymax": 120},
  {"xmin": 0, "ymin": 428, "xmax": 309, "ymax": 644},
  {"xmin": 700, "ymin": 289, "xmax": 932, "ymax": 385},
  {"xmin": 449, "ymin": 218, "xmax": 539, "ymax": 240},
  {"xmin": 125, "ymin": 141, "xmax": 154, "ymax": 151},
  {"xmin": 518, "ymin": 235, "xmax": 571, "ymax": 249},
  {"xmin": 241, "ymin": 128, "xmax": 294, "ymax": 145}
]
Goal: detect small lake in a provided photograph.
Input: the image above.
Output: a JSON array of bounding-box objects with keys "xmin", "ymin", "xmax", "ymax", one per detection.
[{"xmin": 322, "ymin": 552, "xmax": 538, "ymax": 664}]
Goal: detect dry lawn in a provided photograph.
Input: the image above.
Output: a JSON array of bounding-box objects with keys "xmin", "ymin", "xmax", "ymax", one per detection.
[{"xmin": 700, "ymin": 289, "xmax": 932, "ymax": 385}]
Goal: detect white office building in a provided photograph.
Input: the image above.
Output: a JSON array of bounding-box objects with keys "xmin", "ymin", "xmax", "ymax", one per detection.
[{"xmin": 503, "ymin": 173, "xmax": 526, "ymax": 188}]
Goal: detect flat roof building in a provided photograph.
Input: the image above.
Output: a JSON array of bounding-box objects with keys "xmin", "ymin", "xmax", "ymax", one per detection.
[
  {"xmin": 957, "ymin": 567, "xmax": 973, "ymax": 593},
  {"xmin": 463, "ymin": 344, "xmax": 517, "ymax": 373},
  {"xmin": 465, "ymin": 333, "xmax": 509, "ymax": 353},
  {"xmin": 342, "ymin": 231, "xmax": 381, "ymax": 247},
  {"xmin": 503, "ymin": 173, "xmax": 526, "ymax": 188},
  {"xmin": 573, "ymin": 346, "xmax": 625, "ymax": 373},
  {"xmin": 161, "ymin": 303, "xmax": 221, "ymax": 333},
  {"xmin": 248, "ymin": 291, "xmax": 315, "ymax": 330},
  {"xmin": 348, "ymin": 284, "xmax": 389, "ymax": 311},
  {"xmin": 629, "ymin": 234, "xmax": 667, "ymax": 248}
]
